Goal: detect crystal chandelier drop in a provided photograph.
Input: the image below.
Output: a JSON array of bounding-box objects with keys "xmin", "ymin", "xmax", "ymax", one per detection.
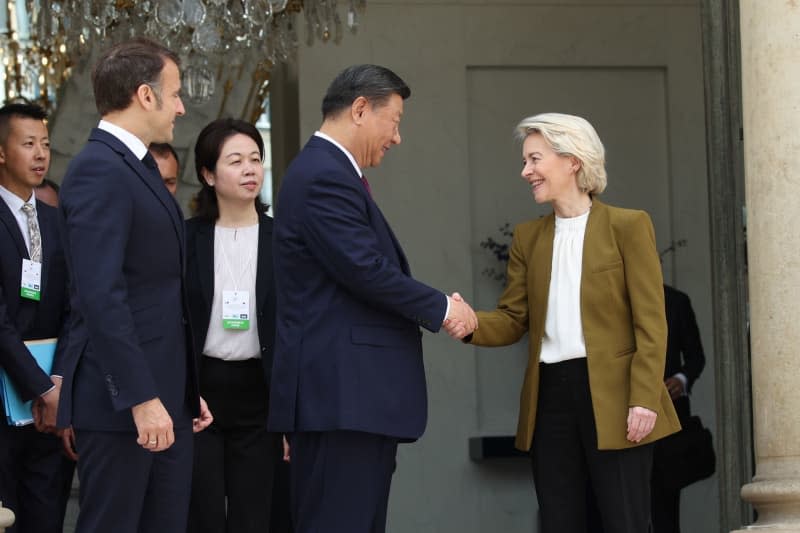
[{"xmin": 0, "ymin": 0, "xmax": 366, "ymax": 110}]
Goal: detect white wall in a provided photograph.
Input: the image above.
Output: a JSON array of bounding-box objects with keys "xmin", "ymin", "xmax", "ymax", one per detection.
[{"xmin": 294, "ymin": 1, "xmax": 716, "ymax": 531}]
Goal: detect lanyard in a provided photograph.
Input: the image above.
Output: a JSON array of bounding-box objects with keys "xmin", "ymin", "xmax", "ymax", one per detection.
[{"xmin": 217, "ymin": 227, "xmax": 256, "ymax": 291}]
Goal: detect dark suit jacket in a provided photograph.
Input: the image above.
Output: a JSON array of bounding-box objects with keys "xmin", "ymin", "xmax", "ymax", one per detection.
[
  {"xmin": 268, "ymin": 135, "xmax": 447, "ymax": 441},
  {"xmin": 57, "ymin": 128, "xmax": 198, "ymax": 431},
  {"xmin": 471, "ymin": 200, "xmax": 680, "ymax": 450},
  {"xmin": 663, "ymin": 284, "xmax": 705, "ymax": 392},
  {"xmin": 185, "ymin": 213, "xmax": 276, "ymax": 382},
  {"xmin": 0, "ymin": 198, "xmax": 69, "ymax": 403}
]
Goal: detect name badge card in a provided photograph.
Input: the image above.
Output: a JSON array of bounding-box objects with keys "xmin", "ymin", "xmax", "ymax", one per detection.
[
  {"xmin": 222, "ymin": 290, "xmax": 250, "ymax": 330},
  {"xmin": 20, "ymin": 259, "xmax": 42, "ymax": 301}
]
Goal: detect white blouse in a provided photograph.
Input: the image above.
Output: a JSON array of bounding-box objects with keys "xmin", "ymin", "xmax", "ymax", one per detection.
[
  {"xmin": 202, "ymin": 224, "xmax": 261, "ymax": 361},
  {"xmin": 539, "ymin": 209, "xmax": 590, "ymax": 364}
]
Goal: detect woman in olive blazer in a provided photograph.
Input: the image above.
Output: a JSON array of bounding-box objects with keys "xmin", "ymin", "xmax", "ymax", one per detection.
[{"xmin": 464, "ymin": 113, "xmax": 680, "ymax": 533}]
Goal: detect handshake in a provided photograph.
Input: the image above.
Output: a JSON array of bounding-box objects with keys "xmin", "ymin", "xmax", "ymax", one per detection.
[{"xmin": 443, "ymin": 292, "xmax": 478, "ymax": 340}]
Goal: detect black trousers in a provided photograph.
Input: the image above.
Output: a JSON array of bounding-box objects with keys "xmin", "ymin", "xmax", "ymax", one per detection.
[
  {"xmin": 0, "ymin": 423, "xmax": 65, "ymax": 533},
  {"xmin": 187, "ymin": 356, "xmax": 281, "ymax": 533},
  {"xmin": 531, "ymin": 358, "xmax": 653, "ymax": 533},
  {"xmin": 289, "ymin": 430, "xmax": 398, "ymax": 533}
]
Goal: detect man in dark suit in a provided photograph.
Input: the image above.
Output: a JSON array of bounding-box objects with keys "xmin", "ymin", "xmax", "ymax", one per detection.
[
  {"xmin": 269, "ymin": 64, "xmax": 477, "ymax": 533},
  {"xmin": 0, "ymin": 103, "xmax": 70, "ymax": 533},
  {"xmin": 148, "ymin": 142, "xmax": 180, "ymax": 196},
  {"xmin": 651, "ymin": 284, "xmax": 706, "ymax": 533},
  {"xmin": 58, "ymin": 38, "xmax": 211, "ymax": 533}
]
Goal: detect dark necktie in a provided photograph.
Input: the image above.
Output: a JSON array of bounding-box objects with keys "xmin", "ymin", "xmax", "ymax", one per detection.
[
  {"xmin": 360, "ymin": 175, "xmax": 372, "ymax": 198},
  {"xmin": 142, "ymin": 152, "xmax": 161, "ymax": 177}
]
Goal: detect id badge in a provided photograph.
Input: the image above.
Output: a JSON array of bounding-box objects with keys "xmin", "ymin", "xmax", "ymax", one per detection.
[
  {"xmin": 222, "ymin": 290, "xmax": 250, "ymax": 330},
  {"xmin": 20, "ymin": 259, "xmax": 42, "ymax": 301}
]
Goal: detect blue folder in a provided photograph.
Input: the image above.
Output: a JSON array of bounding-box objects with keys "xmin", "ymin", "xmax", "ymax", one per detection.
[{"xmin": 0, "ymin": 338, "xmax": 57, "ymax": 426}]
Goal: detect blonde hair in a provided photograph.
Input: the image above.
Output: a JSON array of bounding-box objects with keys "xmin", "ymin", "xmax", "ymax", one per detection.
[{"xmin": 515, "ymin": 113, "xmax": 607, "ymax": 194}]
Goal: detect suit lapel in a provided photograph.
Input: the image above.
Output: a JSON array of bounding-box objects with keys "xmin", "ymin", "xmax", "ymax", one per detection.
[
  {"xmin": 255, "ymin": 215, "xmax": 272, "ymax": 310},
  {"xmin": 0, "ymin": 198, "xmax": 28, "ymax": 258},
  {"xmin": 530, "ymin": 214, "xmax": 555, "ymax": 328},
  {"xmin": 310, "ymin": 135, "xmax": 410, "ymax": 274},
  {"xmin": 580, "ymin": 199, "xmax": 607, "ymax": 278},
  {"xmin": 124, "ymin": 149, "xmax": 185, "ymax": 246},
  {"xmin": 374, "ymin": 206, "xmax": 410, "ymax": 274},
  {"xmin": 90, "ymin": 129, "xmax": 185, "ymax": 258},
  {"xmin": 195, "ymin": 221, "xmax": 215, "ymax": 314}
]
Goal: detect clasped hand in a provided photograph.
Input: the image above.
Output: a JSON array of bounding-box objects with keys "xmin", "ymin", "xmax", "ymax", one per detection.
[{"xmin": 443, "ymin": 292, "xmax": 478, "ymax": 340}]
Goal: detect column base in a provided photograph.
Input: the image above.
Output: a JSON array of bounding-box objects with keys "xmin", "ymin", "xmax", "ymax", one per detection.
[
  {"xmin": 733, "ymin": 479, "xmax": 800, "ymax": 531},
  {"xmin": 731, "ymin": 525, "xmax": 800, "ymax": 533},
  {"xmin": 0, "ymin": 501, "xmax": 15, "ymax": 530}
]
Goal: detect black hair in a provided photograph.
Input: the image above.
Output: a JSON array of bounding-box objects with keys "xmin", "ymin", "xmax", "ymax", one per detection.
[
  {"xmin": 149, "ymin": 142, "xmax": 180, "ymax": 167},
  {"xmin": 0, "ymin": 103, "xmax": 47, "ymax": 144},
  {"xmin": 321, "ymin": 64, "xmax": 410, "ymax": 119}
]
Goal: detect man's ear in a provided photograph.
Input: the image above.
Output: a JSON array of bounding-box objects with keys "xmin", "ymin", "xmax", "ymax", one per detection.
[
  {"xmin": 351, "ymin": 96, "xmax": 369, "ymax": 123},
  {"xmin": 135, "ymin": 83, "xmax": 156, "ymax": 110},
  {"xmin": 0, "ymin": 146, "xmax": 7, "ymax": 165}
]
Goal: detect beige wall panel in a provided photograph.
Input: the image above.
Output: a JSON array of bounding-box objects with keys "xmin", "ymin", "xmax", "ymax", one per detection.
[{"xmin": 295, "ymin": 1, "xmax": 711, "ymax": 531}]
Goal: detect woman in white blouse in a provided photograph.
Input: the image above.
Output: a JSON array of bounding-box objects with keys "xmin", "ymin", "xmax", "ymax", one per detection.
[
  {"xmin": 462, "ymin": 113, "xmax": 680, "ymax": 532},
  {"xmin": 184, "ymin": 118, "xmax": 281, "ymax": 533}
]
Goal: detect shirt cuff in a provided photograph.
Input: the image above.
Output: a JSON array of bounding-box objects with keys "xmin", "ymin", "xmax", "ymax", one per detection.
[
  {"xmin": 40, "ymin": 385, "xmax": 56, "ymax": 397},
  {"xmin": 442, "ymin": 295, "xmax": 451, "ymax": 325},
  {"xmin": 673, "ymin": 372, "xmax": 689, "ymax": 395}
]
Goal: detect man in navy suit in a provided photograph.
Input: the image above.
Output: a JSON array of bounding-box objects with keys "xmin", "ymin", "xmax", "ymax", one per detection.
[
  {"xmin": 58, "ymin": 38, "xmax": 211, "ymax": 533},
  {"xmin": 269, "ymin": 64, "xmax": 478, "ymax": 533},
  {"xmin": 0, "ymin": 103, "xmax": 70, "ymax": 533}
]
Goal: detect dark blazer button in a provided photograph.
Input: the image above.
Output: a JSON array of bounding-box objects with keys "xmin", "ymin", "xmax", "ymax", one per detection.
[
  {"xmin": 261, "ymin": 346, "xmax": 267, "ymax": 352},
  {"xmin": 258, "ymin": 311, "xmax": 264, "ymax": 317}
]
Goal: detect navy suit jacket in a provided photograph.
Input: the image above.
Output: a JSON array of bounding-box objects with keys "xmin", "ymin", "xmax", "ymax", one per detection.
[
  {"xmin": 663, "ymin": 285, "xmax": 705, "ymax": 392},
  {"xmin": 185, "ymin": 213, "xmax": 276, "ymax": 383},
  {"xmin": 58, "ymin": 128, "xmax": 198, "ymax": 431},
  {"xmin": 268, "ymin": 135, "xmax": 447, "ymax": 441},
  {"xmin": 0, "ymin": 198, "xmax": 69, "ymax": 403}
]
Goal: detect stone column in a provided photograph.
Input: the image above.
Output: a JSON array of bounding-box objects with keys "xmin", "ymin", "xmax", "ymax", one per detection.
[
  {"xmin": 735, "ymin": 1, "xmax": 800, "ymax": 531},
  {"xmin": 0, "ymin": 502, "xmax": 14, "ymax": 531}
]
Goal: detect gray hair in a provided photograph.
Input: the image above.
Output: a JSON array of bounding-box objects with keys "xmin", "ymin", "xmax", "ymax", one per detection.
[{"xmin": 515, "ymin": 113, "xmax": 607, "ymax": 195}]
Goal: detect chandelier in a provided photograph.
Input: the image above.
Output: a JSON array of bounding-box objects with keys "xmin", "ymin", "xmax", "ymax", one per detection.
[{"xmin": 0, "ymin": 0, "xmax": 366, "ymax": 111}]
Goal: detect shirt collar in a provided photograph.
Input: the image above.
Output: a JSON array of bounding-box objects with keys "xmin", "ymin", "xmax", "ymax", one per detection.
[
  {"xmin": 98, "ymin": 120, "xmax": 148, "ymax": 160},
  {"xmin": 314, "ymin": 131, "xmax": 362, "ymax": 178},
  {"xmin": 0, "ymin": 183, "xmax": 34, "ymax": 213}
]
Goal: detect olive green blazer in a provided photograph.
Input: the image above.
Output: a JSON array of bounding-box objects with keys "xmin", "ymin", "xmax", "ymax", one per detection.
[{"xmin": 471, "ymin": 200, "xmax": 680, "ymax": 451}]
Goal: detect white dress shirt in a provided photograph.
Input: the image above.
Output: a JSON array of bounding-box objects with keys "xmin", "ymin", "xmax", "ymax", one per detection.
[
  {"xmin": 539, "ymin": 209, "xmax": 590, "ymax": 364},
  {"xmin": 98, "ymin": 120, "xmax": 148, "ymax": 159},
  {"xmin": 0, "ymin": 184, "xmax": 36, "ymax": 254},
  {"xmin": 314, "ymin": 130, "xmax": 362, "ymax": 177}
]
